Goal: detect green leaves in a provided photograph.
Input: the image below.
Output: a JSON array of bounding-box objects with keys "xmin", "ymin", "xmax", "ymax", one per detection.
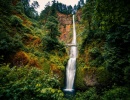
[
  {"xmin": 45, "ymin": 16, "xmax": 60, "ymax": 37},
  {"xmin": 42, "ymin": 15, "xmax": 65, "ymax": 52},
  {"xmin": 101, "ymin": 87, "xmax": 130, "ymax": 100},
  {"xmin": 0, "ymin": 65, "xmax": 63, "ymax": 100},
  {"xmin": 0, "ymin": 32, "xmax": 23, "ymax": 55},
  {"xmin": 10, "ymin": 15, "xmax": 23, "ymax": 27},
  {"xmin": 81, "ymin": 0, "xmax": 130, "ymax": 86}
]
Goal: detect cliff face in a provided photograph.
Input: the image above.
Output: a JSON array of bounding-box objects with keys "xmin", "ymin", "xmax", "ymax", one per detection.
[
  {"xmin": 57, "ymin": 11, "xmax": 82, "ymax": 43},
  {"xmin": 57, "ymin": 12, "xmax": 72, "ymax": 43},
  {"xmin": 58, "ymin": 12, "xmax": 72, "ymax": 25},
  {"xmin": 76, "ymin": 9, "xmax": 82, "ymax": 22}
]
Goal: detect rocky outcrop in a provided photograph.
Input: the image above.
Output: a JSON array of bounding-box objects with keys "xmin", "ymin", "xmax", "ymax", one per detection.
[
  {"xmin": 57, "ymin": 13, "xmax": 72, "ymax": 25},
  {"xmin": 57, "ymin": 11, "xmax": 82, "ymax": 43},
  {"xmin": 76, "ymin": 9, "xmax": 82, "ymax": 22},
  {"xmin": 57, "ymin": 12, "xmax": 72, "ymax": 42}
]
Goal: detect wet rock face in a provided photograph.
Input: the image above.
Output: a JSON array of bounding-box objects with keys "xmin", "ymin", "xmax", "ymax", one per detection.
[
  {"xmin": 84, "ymin": 71, "xmax": 98, "ymax": 86},
  {"xmin": 59, "ymin": 25, "xmax": 71, "ymax": 42},
  {"xmin": 57, "ymin": 13, "xmax": 72, "ymax": 25},
  {"xmin": 57, "ymin": 13, "xmax": 72, "ymax": 42},
  {"xmin": 76, "ymin": 10, "xmax": 82, "ymax": 22},
  {"xmin": 57, "ymin": 11, "xmax": 82, "ymax": 42}
]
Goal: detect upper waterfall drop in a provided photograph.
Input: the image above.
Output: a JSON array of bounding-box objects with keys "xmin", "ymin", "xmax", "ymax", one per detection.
[{"xmin": 64, "ymin": 15, "xmax": 77, "ymax": 92}]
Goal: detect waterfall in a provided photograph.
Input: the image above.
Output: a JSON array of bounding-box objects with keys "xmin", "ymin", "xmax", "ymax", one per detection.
[{"xmin": 64, "ymin": 15, "xmax": 77, "ymax": 92}]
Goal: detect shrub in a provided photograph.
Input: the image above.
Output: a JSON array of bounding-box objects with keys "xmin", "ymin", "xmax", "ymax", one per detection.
[
  {"xmin": 101, "ymin": 87, "xmax": 130, "ymax": 100},
  {"xmin": 124, "ymin": 66, "xmax": 130, "ymax": 85},
  {"xmin": 75, "ymin": 67, "xmax": 87, "ymax": 90},
  {"xmin": 13, "ymin": 51, "xmax": 29, "ymax": 66},
  {"xmin": 0, "ymin": 65, "xmax": 64, "ymax": 100},
  {"xmin": 0, "ymin": 32, "xmax": 23, "ymax": 55},
  {"xmin": 88, "ymin": 47, "xmax": 103, "ymax": 67},
  {"xmin": 75, "ymin": 88, "xmax": 99, "ymax": 100},
  {"xmin": 10, "ymin": 15, "xmax": 23, "ymax": 27}
]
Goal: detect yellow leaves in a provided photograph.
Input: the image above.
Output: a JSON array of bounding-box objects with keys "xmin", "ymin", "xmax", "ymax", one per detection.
[
  {"xmin": 36, "ymin": 84, "xmax": 41, "ymax": 87},
  {"xmin": 41, "ymin": 88, "xmax": 64, "ymax": 96}
]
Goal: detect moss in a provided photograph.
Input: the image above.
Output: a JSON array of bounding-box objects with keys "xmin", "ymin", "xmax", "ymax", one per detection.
[
  {"xmin": 75, "ymin": 67, "xmax": 87, "ymax": 90},
  {"xmin": 75, "ymin": 66, "xmax": 111, "ymax": 90},
  {"xmin": 96, "ymin": 67, "xmax": 111, "ymax": 84},
  {"xmin": 101, "ymin": 87, "xmax": 130, "ymax": 100}
]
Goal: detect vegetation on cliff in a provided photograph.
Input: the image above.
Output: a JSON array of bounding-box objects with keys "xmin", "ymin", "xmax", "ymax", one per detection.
[
  {"xmin": 76, "ymin": 0, "xmax": 130, "ymax": 99},
  {"xmin": 0, "ymin": 0, "xmax": 130, "ymax": 99}
]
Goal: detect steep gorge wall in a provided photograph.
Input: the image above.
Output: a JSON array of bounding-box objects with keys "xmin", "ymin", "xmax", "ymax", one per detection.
[
  {"xmin": 57, "ymin": 11, "xmax": 110, "ymax": 89},
  {"xmin": 57, "ymin": 12, "xmax": 72, "ymax": 43},
  {"xmin": 57, "ymin": 11, "xmax": 82, "ymax": 43}
]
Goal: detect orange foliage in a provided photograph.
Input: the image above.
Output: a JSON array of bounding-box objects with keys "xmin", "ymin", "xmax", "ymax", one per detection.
[
  {"xmin": 13, "ymin": 51, "xmax": 29, "ymax": 66},
  {"xmin": 26, "ymin": 34, "xmax": 35, "ymax": 41},
  {"xmin": 16, "ymin": 14, "xmax": 32, "ymax": 27},
  {"xmin": 23, "ymin": 34, "xmax": 36, "ymax": 45},
  {"xmin": 23, "ymin": 34, "xmax": 41, "ymax": 46},
  {"xmin": 33, "ymin": 38, "xmax": 41, "ymax": 46},
  {"xmin": 13, "ymin": 51, "xmax": 42, "ymax": 68},
  {"xmin": 29, "ymin": 58, "xmax": 41, "ymax": 68},
  {"xmin": 50, "ymin": 64, "xmax": 61, "ymax": 77}
]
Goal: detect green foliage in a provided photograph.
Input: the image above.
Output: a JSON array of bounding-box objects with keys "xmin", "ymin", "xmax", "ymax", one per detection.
[
  {"xmin": 96, "ymin": 67, "xmax": 110, "ymax": 85},
  {"xmin": 0, "ymin": 65, "xmax": 64, "ymax": 100},
  {"xmin": 75, "ymin": 67, "xmax": 87, "ymax": 90},
  {"xmin": 39, "ymin": 88, "xmax": 64, "ymax": 100},
  {"xmin": 104, "ymin": 23, "xmax": 130, "ymax": 85},
  {"xmin": 45, "ymin": 16, "xmax": 60, "ymax": 38},
  {"xmin": 42, "ymin": 15, "xmax": 66, "ymax": 53},
  {"xmin": 124, "ymin": 66, "xmax": 130, "ymax": 85},
  {"xmin": 0, "ymin": 0, "xmax": 12, "ymax": 15},
  {"xmin": 21, "ymin": 0, "xmax": 39, "ymax": 19},
  {"xmin": 42, "ymin": 36, "xmax": 57, "ymax": 51},
  {"xmin": 75, "ymin": 88, "xmax": 99, "ymax": 100},
  {"xmin": 22, "ymin": 25, "xmax": 32, "ymax": 33},
  {"xmin": 56, "ymin": 2, "xmax": 73, "ymax": 15},
  {"xmin": 10, "ymin": 15, "xmax": 23, "ymax": 27},
  {"xmin": 81, "ymin": 0, "xmax": 130, "ymax": 87},
  {"xmin": 88, "ymin": 47, "xmax": 103, "ymax": 67},
  {"xmin": 40, "ymin": 6, "xmax": 51, "ymax": 21},
  {"xmin": 0, "ymin": 32, "xmax": 23, "ymax": 55},
  {"xmin": 14, "ymin": 2, "xmax": 24, "ymax": 14},
  {"xmin": 101, "ymin": 87, "xmax": 130, "ymax": 100},
  {"xmin": 42, "ymin": 36, "xmax": 65, "ymax": 52}
]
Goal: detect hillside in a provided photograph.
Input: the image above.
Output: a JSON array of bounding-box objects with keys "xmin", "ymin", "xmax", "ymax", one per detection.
[{"xmin": 0, "ymin": 0, "xmax": 130, "ymax": 100}]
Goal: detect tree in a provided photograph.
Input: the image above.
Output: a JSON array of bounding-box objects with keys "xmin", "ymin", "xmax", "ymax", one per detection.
[
  {"xmin": 81, "ymin": 0, "xmax": 130, "ymax": 86},
  {"xmin": 77, "ymin": 1, "xmax": 81, "ymax": 10},
  {"xmin": 50, "ymin": 0, "xmax": 57, "ymax": 16},
  {"xmin": 80, "ymin": 0, "xmax": 85, "ymax": 6},
  {"xmin": 45, "ymin": 16, "xmax": 60, "ymax": 38},
  {"xmin": 0, "ymin": 0, "xmax": 12, "ymax": 15},
  {"xmin": 40, "ymin": 3, "xmax": 51, "ymax": 21},
  {"xmin": 20, "ymin": 0, "xmax": 39, "ymax": 19},
  {"xmin": 31, "ymin": 1, "xmax": 39, "ymax": 9},
  {"xmin": 42, "ymin": 16, "xmax": 61, "ymax": 51}
]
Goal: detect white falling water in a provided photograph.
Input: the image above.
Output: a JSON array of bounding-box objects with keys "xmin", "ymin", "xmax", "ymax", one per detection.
[{"xmin": 65, "ymin": 15, "xmax": 77, "ymax": 91}]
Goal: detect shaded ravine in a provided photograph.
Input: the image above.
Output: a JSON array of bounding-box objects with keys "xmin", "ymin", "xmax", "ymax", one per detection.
[{"xmin": 64, "ymin": 15, "xmax": 77, "ymax": 92}]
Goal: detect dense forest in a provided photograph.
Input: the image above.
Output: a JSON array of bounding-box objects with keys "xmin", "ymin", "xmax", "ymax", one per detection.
[{"xmin": 0, "ymin": 0, "xmax": 130, "ymax": 100}]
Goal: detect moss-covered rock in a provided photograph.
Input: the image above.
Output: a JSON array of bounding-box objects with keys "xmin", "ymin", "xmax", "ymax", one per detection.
[
  {"xmin": 75, "ymin": 66, "xmax": 111, "ymax": 90},
  {"xmin": 75, "ymin": 67, "xmax": 87, "ymax": 90}
]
